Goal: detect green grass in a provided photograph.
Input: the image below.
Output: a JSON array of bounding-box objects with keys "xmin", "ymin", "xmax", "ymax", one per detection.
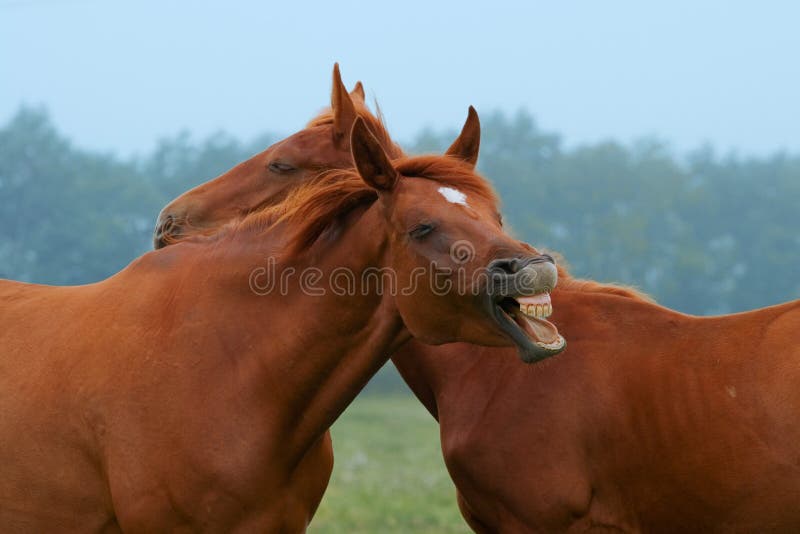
[{"xmin": 311, "ymin": 395, "xmax": 469, "ymax": 533}]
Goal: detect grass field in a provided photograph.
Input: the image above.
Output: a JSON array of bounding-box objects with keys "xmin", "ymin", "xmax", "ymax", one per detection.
[{"xmin": 311, "ymin": 395, "xmax": 470, "ymax": 533}]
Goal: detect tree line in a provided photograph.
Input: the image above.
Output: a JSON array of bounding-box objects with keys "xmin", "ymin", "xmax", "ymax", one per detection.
[{"xmin": 2, "ymin": 106, "xmax": 798, "ymax": 316}]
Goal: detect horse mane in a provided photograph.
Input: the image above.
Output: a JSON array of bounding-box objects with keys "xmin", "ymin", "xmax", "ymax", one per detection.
[
  {"xmin": 238, "ymin": 154, "xmax": 499, "ymax": 258},
  {"xmin": 216, "ymin": 100, "xmax": 651, "ymax": 303},
  {"xmin": 228, "ymin": 157, "xmax": 651, "ymax": 305},
  {"xmin": 307, "ymin": 99, "xmax": 404, "ymax": 159},
  {"xmin": 549, "ymin": 251, "xmax": 654, "ymax": 302}
]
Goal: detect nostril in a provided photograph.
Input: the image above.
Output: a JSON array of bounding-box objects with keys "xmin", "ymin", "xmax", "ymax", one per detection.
[
  {"xmin": 153, "ymin": 214, "xmax": 182, "ymax": 249},
  {"xmin": 160, "ymin": 214, "xmax": 175, "ymax": 233},
  {"xmin": 154, "ymin": 215, "xmax": 178, "ymax": 237},
  {"xmin": 489, "ymin": 254, "xmax": 555, "ymax": 275},
  {"xmin": 488, "ymin": 258, "xmax": 520, "ymax": 275}
]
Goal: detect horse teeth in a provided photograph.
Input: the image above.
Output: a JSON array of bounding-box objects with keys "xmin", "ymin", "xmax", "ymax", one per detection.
[
  {"xmin": 536, "ymin": 336, "xmax": 565, "ymax": 350},
  {"xmin": 519, "ymin": 302, "xmax": 553, "ymax": 319}
]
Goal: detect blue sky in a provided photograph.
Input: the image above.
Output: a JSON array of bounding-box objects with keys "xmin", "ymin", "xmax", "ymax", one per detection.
[{"xmin": 2, "ymin": 0, "xmax": 798, "ymax": 156}]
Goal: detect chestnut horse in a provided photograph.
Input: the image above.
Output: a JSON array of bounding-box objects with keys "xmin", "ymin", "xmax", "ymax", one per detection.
[
  {"xmin": 151, "ymin": 65, "xmax": 407, "ymax": 528},
  {"xmin": 0, "ymin": 112, "xmax": 562, "ymax": 532},
  {"xmin": 393, "ymin": 281, "xmax": 800, "ymax": 532},
  {"xmin": 157, "ymin": 85, "xmax": 800, "ymax": 531}
]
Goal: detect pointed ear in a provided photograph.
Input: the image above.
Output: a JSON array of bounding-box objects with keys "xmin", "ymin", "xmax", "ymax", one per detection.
[
  {"xmin": 351, "ymin": 117, "xmax": 398, "ymax": 192},
  {"xmin": 445, "ymin": 105, "xmax": 480, "ymax": 167},
  {"xmin": 331, "ymin": 63, "xmax": 358, "ymax": 144},
  {"xmin": 350, "ymin": 81, "xmax": 366, "ymax": 102}
]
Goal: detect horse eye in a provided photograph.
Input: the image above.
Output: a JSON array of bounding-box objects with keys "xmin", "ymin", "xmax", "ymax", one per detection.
[
  {"xmin": 268, "ymin": 161, "xmax": 296, "ymax": 174},
  {"xmin": 409, "ymin": 223, "xmax": 435, "ymax": 240}
]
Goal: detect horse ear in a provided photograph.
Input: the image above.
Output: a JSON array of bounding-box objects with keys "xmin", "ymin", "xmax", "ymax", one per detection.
[
  {"xmin": 331, "ymin": 63, "xmax": 358, "ymax": 144},
  {"xmin": 351, "ymin": 117, "xmax": 398, "ymax": 192},
  {"xmin": 350, "ymin": 81, "xmax": 366, "ymax": 102},
  {"xmin": 445, "ymin": 106, "xmax": 480, "ymax": 167}
]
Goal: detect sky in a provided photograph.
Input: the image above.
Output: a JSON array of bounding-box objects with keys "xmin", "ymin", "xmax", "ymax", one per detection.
[{"xmin": 1, "ymin": 0, "xmax": 798, "ymax": 157}]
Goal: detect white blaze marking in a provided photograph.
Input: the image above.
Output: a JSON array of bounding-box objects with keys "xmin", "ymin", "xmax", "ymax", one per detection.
[{"xmin": 438, "ymin": 186, "xmax": 468, "ymax": 206}]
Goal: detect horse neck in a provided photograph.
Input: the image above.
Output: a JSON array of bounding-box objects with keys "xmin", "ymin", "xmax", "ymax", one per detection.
[
  {"xmin": 188, "ymin": 204, "xmax": 409, "ymax": 457},
  {"xmin": 390, "ymin": 279, "xmax": 683, "ymax": 420}
]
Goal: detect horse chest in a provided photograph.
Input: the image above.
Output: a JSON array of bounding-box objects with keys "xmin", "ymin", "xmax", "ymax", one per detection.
[{"xmin": 439, "ymin": 401, "xmax": 596, "ymax": 531}]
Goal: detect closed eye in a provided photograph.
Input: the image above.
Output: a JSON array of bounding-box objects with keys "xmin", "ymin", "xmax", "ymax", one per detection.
[
  {"xmin": 268, "ymin": 161, "xmax": 296, "ymax": 174},
  {"xmin": 409, "ymin": 223, "xmax": 435, "ymax": 240}
]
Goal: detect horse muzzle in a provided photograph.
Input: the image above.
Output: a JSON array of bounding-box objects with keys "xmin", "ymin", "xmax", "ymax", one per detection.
[{"xmin": 485, "ymin": 254, "xmax": 567, "ymax": 363}]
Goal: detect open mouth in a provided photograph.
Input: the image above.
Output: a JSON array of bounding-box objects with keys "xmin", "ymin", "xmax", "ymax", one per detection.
[{"xmin": 493, "ymin": 291, "xmax": 566, "ymax": 362}]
